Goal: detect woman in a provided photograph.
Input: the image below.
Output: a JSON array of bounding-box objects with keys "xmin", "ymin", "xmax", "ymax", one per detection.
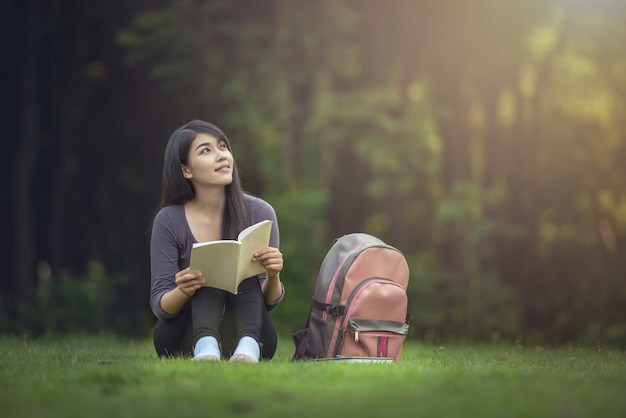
[{"xmin": 149, "ymin": 120, "xmax": 284, "ymax": 362}]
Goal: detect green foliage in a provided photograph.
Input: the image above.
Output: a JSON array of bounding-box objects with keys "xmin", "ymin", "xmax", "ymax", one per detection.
[
  {"xmin": 437, "ymin": 181, "xmax": 525, "ymax": 260},
  {"xmin": 7, "ymin": 0, "xmax": 626, "ymax": 347},
  {"xmin": 422, "ymin": 181, "xmax": 524, "ymax": 341},
  {"xmin": 117, "ymin": 0, "xmax": 284, "ymax": 123},
  {"xmin": 13, "ymin": 261, "xmax": 149, "ymax": 337},
  {"xmin": 306, "ymin": 86, "xmax": 438, "ymax": 199},
  {"xmin": 266, "ymin": 188, "xmax": 330, "ymax": 332},
  {"xmin": 521, "ymin": 246, "xmax": 626, "ymax": 348},
  {"xmin": 406, "ymin": 252, "xmax": 521, "ymax": 344},
  {"xmin": 112, "ymin": 0, "xmax": 626, "ymax": 345},
  {"xmin": 405, "ymin": 252, "xmax": 452, "ymax": 339}
]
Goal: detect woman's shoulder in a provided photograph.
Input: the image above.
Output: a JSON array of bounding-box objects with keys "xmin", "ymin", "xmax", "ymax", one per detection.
[
  {"xmin": 244, "ymin": 193, "xmax": 272, "ymax": 208},
  {"xmin": 244, "ymin": 193, "xmax": 277, "ymax": 221},
  {"xmin": 153, "ymin": 204, "xmax": 186, "ymax": 227}
]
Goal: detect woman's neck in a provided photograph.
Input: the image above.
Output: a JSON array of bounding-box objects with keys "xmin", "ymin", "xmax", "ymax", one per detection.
[
  {"xmin": 184, "ymin": 188, "xmax": 227, "ymax": 242},
  {"xmin": 188, "ymin": 188, "xmax": 226, "ymax": 216}
]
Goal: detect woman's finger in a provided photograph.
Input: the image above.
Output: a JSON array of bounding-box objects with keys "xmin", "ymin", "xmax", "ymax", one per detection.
[{"xmin": 253, "ymin": 247, "xmax": 282, "ymax": 260}]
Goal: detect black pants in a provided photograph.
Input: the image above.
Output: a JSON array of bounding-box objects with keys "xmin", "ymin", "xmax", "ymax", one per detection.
[{"xmin": 153, "ymin": 278, "xmax": 277, "ymax": 359}]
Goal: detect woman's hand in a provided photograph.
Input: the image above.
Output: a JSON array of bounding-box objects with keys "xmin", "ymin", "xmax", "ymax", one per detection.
[
  {"xmin": 175, "ymin": 267, "xmax": 205, "ymax": 297},
  {"xmin": 253, "ymin": 247, "xmax": 283, "ymax": 279}
]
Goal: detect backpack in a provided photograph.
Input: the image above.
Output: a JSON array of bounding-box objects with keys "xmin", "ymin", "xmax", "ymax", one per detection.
[{"xmin": 292, "ymin": 233, "xmax": 411, "ymax": 361}]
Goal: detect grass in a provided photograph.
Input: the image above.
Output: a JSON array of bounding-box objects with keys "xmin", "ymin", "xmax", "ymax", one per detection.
[{"xmin": 0, "ymin": 335, "xmax": 625, "ymax": 418}]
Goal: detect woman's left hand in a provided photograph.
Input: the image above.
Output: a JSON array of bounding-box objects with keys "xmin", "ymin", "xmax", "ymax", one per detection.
[{"xmin": 253, "ymin": 247, "xmax": 283, "ymax": 278}]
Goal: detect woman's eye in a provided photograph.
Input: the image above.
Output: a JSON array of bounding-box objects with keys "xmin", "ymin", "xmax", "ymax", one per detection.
[
  {"xmin": 200, "ymin": 147, "xmax": 210, "ymax": 154},
  {"xmin": 219, "ymin": 143, "xmax": 228, "ymax": 150}
]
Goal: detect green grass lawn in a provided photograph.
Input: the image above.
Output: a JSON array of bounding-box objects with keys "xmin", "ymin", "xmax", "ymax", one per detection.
[{"xmin": 0, "ymin": 334, "xmax": 624, "ymax": 418}]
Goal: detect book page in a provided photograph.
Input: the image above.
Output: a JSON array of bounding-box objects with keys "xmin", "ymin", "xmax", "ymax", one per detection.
[
  {"xmin": 238, "ymin": 220, "xmax": 273, "ymax": 279},
  {"xmin": 237, "ymin": 219, "xmax": 272, "ymax": 241},
  {"xmin": 189, "ymin": 220, "xmax": 273, "ymax": 294},
  {"xmin": 190, "ymin": 241, "xmax": 241, "ymax": 294}
]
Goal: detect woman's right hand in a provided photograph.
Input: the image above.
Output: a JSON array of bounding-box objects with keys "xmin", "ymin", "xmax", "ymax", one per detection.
[{"xmin": 174, "ymin": 267, "xmax": 206, "ymax": 297}]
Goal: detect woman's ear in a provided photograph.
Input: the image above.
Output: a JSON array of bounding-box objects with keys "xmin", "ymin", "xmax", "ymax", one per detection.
[{"xmin": 181, "ymin": 164, "xmax": 193, "ymax": 179}]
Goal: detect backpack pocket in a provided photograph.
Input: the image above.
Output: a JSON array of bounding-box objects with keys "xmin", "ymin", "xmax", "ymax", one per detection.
[
  {"xmin": 292, "ymin": 299, "xmax": 347, "ymax": 360},
  {"xmin": 304, "ymin": 311, "xmax": 336, "ymax": 358},
  {"xmin": 336, "ymin": 278, "xmax": 409, "ymax": 359},
  {"xmin": 342, "ymin": 318, "xmax": 409, "ymax": 359}
]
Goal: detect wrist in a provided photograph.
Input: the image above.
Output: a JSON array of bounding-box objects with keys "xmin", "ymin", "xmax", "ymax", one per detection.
[{"xmin": 177, "ymin": 286, "xmax": 191, "ymax": 298}]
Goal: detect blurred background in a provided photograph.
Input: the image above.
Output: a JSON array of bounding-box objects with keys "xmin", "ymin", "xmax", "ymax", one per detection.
[{"xmin": 1, "ymin": 0, "xmax": 625, "ymax": 347}]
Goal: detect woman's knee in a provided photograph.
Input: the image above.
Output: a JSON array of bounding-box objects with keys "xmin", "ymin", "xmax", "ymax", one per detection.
[{"xmin": 152, "ymin": 313, "xmax": 193, "ymax": 357}]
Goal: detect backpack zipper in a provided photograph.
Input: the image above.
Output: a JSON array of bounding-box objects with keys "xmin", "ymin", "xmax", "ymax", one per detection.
[{"xmin": 334, "ymin": 277, "xmax": 405, "ymax": 355}]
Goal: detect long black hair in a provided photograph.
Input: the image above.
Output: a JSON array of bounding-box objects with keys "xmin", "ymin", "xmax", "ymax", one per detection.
[{"xmin": 159, "ymin": 120, "xmax": 248, "ymax": 239}]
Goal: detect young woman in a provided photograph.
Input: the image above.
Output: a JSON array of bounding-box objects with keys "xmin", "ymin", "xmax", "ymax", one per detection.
[{"xmin": 149, "ymin": 120, "xmax": 284, "ymax": 362}]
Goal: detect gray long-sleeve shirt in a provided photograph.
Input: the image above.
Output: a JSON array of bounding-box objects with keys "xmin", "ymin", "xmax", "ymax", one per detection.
[{"xmin": 149, "ymin": 194, "xmax": 283, "ymax": 320}]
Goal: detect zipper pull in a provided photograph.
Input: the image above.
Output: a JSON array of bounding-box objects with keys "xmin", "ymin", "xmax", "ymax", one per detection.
[{"xmin": 354, "ymin": 330, "xmax": 359, "ymax": 342}]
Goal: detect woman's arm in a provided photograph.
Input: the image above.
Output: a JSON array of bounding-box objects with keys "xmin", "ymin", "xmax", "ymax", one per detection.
[
  {"xmin": 254, "ymin": 247, "xmax": 284, "ymax": 305},
  {"xmin": 159, "ymin": 267, "xmax": 206, "ymax": 315},
  {"xmin": 246, "ymin": 195, "xmax": 285, "ymax": 306},
  {"xmin": 150, "ymin": 208, "xmax": 202, "ymax": 319},
  {"xmin": 261, "ymin": 272, "xmax": 283, "ymax": 305},
  {"xmin": 159, "ymin": 285, "xmax": 191, "ymax": 315}
]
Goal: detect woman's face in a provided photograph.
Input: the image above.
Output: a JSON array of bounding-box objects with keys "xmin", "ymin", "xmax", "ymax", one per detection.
[{"xmin": 181, "ymin": 133, "xmax": 234, "ymax": 188}]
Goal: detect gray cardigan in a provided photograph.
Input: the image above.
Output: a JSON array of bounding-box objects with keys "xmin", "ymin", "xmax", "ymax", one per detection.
[{"xmin": 149, "ymin": 194, "xmax": 284, "ymax": 320}]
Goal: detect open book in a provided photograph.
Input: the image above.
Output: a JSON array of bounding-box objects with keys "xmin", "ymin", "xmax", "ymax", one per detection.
[{"xmin": 189, "ymin": 220, "xmax": 273, "ymax": 294}]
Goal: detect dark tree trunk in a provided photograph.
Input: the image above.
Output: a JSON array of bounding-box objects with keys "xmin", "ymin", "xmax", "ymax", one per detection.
[
  {"xmin": 47, "ymin": 0, "xmax": 92, "ymax": 276},
  {"xmin": 14, "ymin": 0, "xmax": 44, "ymax": 298}
]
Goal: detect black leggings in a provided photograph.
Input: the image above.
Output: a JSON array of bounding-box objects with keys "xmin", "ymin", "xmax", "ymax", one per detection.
[{"xmin": 153, "ymin": 278, "xmax": 277, "ymax": 359}]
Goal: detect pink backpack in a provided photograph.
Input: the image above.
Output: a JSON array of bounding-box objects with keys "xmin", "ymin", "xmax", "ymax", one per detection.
[{"xmin": 292, "ymin": 233, "xmax": 411, "ymax": 361}]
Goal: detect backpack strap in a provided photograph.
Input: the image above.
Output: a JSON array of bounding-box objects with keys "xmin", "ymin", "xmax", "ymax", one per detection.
[{"xmin": 312, "ymin": 299, "xmax": 346, "ymax": 316}]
